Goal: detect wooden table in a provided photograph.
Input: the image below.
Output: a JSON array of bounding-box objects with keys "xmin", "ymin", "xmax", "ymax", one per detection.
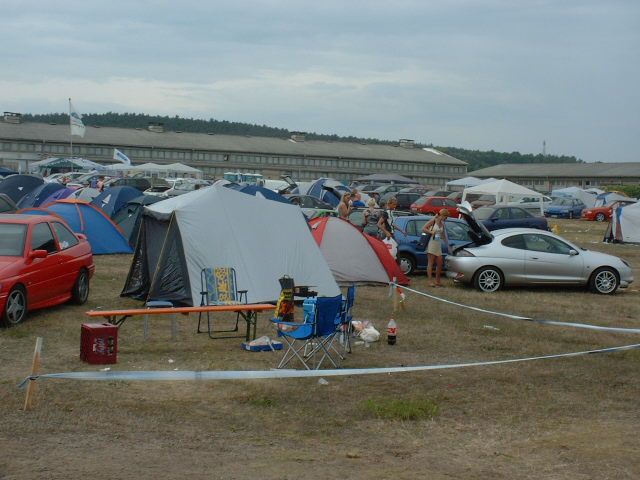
[{"xmin": 86, "ymin": 304, "xmax": 275, "ymax": 341}]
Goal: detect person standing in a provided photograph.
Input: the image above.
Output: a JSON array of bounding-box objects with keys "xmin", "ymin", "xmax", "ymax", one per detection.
[
  {"xmin": 337, "ymin": 192, "xmax": 352, "ymax": 220},
  {"xmin": 422, "ymin": 208, "xmax": 450, "ymax": 287},
  {"xmin": 362, "ymin": 198, "xmax": 381, "ymax": 236},
  {"xmin": 96, "ymin": 175, "xmax": 106, "ymax": 192},
  {"xmin": 377, "ymin": 196, "xmax": 398, "ymax": 239}
]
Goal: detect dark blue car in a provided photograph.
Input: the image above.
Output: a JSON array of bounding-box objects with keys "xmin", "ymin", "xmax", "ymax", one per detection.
[
  {"xmin": 544, "ymin": 198, "xmax": 587, "ymax": 219},
  {"xmin": 393, "ymin": 215, "xmax": 476, "ymax": 275},
  {"xmin": 473, "ymin": 206, "xmax": 549, "ymax": 231}
]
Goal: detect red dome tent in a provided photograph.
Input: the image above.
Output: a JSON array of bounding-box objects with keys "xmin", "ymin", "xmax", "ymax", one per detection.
[{"xmin": 309, "ymin": 217, "xmax": 410, "ymax": 286}]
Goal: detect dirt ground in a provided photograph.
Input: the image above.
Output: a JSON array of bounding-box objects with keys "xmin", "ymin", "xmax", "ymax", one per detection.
[{"xmin": 1, "ymin": 219, "xmax": 639, "ymax": 479}]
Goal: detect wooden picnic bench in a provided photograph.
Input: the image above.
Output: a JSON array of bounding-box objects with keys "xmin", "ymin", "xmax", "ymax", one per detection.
[{"xmin": 85, "ymin": 304, "xmax": 275, "ymax": 341}]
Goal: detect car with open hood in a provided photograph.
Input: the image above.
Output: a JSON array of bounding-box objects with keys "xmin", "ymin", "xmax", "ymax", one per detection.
[
  {"xmin": 392, "ymin": 214, "xmax": 479, "ymax": 275},
  {"xmin": 445, "ymin": 206, "xmax": 633, "ymax": 294}
]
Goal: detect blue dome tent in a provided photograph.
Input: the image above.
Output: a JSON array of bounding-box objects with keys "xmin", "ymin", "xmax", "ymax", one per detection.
[{"xmin": 18, "ymin": 199, "xmax": 132, "ymax": 254}]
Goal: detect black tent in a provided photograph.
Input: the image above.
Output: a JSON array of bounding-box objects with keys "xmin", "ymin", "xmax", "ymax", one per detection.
[
  {"xmin": 0, "ymin": 174, "xmax": 44, "ymax": 203},
  {"xmin": 112, "ymin": 194, "xmax": 162, "ymax": 246}
]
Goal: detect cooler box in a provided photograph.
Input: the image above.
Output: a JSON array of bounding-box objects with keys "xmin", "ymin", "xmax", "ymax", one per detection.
[{"xmin": 81, "ymin": 322, "xmax": 118, "ymax": 364}]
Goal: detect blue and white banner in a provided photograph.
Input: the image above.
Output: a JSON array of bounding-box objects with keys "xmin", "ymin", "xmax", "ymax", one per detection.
[
  {"xmin": 68, "ymin": 98, "xmax": 85, "ymax": 138},
  {"xmin": 113, "ymin": 148, "xmax": 131, "ymax": 166}
]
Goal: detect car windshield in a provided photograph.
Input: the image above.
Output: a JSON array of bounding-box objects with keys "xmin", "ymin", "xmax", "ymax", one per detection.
[
  {"xmin": 551, "ymin": 198, "xmax": 572, "ymax": 206},
  {"xmin": 0, "ymin": 224, "xmax": 27, "ymax": 256},
  {"xmin": 473, "ymin": 207, "xmax": 495, "ymax": 220}
]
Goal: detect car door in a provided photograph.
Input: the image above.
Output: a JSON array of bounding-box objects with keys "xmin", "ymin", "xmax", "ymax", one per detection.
[
  {"xmin": 401, "ymin": 219, "xmax": 428, "ymax": 268},
  {"xmin": 523, "ymin": 233, "xmax": 584, "ymax": 283},
  {"xmin": 51, "ymin": 221, "xmax": 82, "ymax": 293},
  {"xmin": 22, "ymin": 222, "xmax": 62, "ymax": 305},
  {"xmin": 496, "ymin": 234, "xmax": 527, "ymax": 283},
  {"xmin": 509, "ymin": 207, "xmax": 538, "ymax": 228},
  {"xmin": 486, "ymin": 207, "xmax": 511, "ymax": 229}
]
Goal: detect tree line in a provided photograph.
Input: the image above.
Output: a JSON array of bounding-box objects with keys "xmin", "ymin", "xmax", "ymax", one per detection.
[{"xmin": 22, "ymin": 112, "xmax": 582, "ymax": 171}]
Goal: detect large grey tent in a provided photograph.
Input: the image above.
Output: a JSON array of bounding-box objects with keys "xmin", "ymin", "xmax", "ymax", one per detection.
[{"xmin": 122, "ymin": 185, "xmax": 341, "ymax": 305}]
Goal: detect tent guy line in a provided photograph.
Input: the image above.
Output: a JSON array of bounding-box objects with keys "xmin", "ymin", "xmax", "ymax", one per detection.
[
  {"xmin": 392, "ymin": 283, "xmax": 640, "ymax": 335},
  {"xmin": 18, "ymin": 342, "xmax": 640, "ymax": 387}
]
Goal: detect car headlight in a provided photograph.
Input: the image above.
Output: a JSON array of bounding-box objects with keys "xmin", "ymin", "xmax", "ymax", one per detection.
[{"xmin": 455, "ymin": 249, "xmax": 475, "ymax": 257}]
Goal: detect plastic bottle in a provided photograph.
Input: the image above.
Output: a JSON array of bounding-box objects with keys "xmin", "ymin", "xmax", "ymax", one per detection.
[{"xmin": 387, "ymin": 318, "xmax": 397, "ymax": 345}]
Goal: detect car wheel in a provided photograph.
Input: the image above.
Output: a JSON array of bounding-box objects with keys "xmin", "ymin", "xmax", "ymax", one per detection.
[
  {"xmin": 397, "ymin": 253, "xmax": 416, "ymax": 275},
  {"xmin": 595, "ymin": 213, "xmax": 606, "ymax": 222},
  {"xmin": 3, "ymin": 285, "xmax": 27, "ymax": 326},
  {"xmin": 71, "ymin": 269, "xmax": 90, "ymax": 304},
  {"xmin": 589, "ymin": 267, "xmax": 619, "ymax": 295},
  {"xmin": 474, "ymin": 267, "xmax": 503, "ymax": 292}
]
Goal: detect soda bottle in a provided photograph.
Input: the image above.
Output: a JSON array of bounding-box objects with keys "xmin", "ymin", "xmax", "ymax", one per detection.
[{"xmin": 387, "ymin": 318, "xmax": 397, "ymax": 345}]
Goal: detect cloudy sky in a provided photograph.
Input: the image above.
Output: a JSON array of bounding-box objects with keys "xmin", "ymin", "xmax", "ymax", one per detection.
[{"xmin": 2, "ymin": 0, "xmax": 638, "ymax": 162}]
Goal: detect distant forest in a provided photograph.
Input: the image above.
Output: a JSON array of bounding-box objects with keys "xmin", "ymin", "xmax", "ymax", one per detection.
[{"xmin": 23, "ymin": 112, "xmax": 582, "ymax": 172}]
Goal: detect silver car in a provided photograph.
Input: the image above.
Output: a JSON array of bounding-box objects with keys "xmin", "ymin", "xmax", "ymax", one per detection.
[{"xmin": 446, "ymin": 209, "xmax": 634, "ymax": 294}]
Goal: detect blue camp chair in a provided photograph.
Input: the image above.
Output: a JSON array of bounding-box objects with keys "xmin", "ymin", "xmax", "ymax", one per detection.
[
  {"xmin": 197, "ymin": 267, "xmax": 248, "ymax": 339},
  {"xmin": 271, "ymin": 295, "xmax": 343, "ymax": 370}
]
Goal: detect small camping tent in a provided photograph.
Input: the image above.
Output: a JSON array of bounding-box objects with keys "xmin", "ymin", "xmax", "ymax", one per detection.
[
  {"xmin": 91, "ymin": 186, "xmax": 143, "ymax": 218},
  {"xmin": 40, "ymin": 187, "xmax": 76, "ymax": 207},
  {"xmin": 463, "ymin": 179, "xmax": 544, "ymax": 213},
  {"xmin": 16, "ymin": 182, "xmax": 65, "ymax": 209},
  {"xmin": 121, "ymin": 185, "xmax": 341, "ymax": 305},
  {"xmin": 309, "ymin": 217, "xmax": 410, "ymax": 285},
  {"xmin": 604, "ymin": 202, "xmax": 640, "ymax": 243},
  {"xmin": 0, "ymin": 174, "xmax": 44, "ymax": 203},
  {"xmin": 112, "ymin": 194, "xmax": 162, "ymax": 246},
  {"xmin": 18, "ymin": 199, "xmax": 133, "ymax": 254}
]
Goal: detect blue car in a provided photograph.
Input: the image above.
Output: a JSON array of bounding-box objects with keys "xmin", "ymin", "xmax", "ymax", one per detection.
[
  {"xmin": 473, "ymin": 206, "xmax": 549, "ymax": 231},
  {"xmin": 544, "ymin": 198, "xmax": 587, "ymax": 219},
  {"xmin": 393, "ymin": 215, "xmax": 476, "ymax": 275}
]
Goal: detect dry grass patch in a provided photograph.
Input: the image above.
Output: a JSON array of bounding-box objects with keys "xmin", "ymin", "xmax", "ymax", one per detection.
[{"xmin": 1, "ymin": 220, "xmax": 640, "ymax": 479}]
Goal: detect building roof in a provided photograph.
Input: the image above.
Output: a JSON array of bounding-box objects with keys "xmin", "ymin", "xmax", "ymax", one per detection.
[
  {"xmin": 0, "ymin": 121, "xmax": 466, "ymax": 165},
  {"xmin": 468, "ymin": 162, "xmax": 640, "ymax": 178}
]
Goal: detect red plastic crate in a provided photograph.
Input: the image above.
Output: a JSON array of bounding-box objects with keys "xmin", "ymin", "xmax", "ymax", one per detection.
[{"xmin": 80, "ymin": 323, "xmax": 118, "ymax": 364}]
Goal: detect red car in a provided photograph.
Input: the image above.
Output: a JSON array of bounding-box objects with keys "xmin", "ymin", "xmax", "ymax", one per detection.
[
  {"xmin": 410, "ymin": 196, "xmax": 460, "ymax": 217},
  {"xmin": 0, "ymin": 214, "xmax": 95, "ymax": 326},
  {"xmin": 581, "ymin": 200, "xmax": 636, "ymax": 222}
]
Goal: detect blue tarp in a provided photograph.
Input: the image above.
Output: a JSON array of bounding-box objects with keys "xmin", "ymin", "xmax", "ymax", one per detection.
[
  {"xmin": 19, "ymin": 201, "xmax": 133, "ymax": 254},
  {"xmin": 16, "ymin": 182, "xmax": 65, "ymax": 209},
  {"xmin": 91, "ymin": 186, "xmax": 142, "ymax": 218}
]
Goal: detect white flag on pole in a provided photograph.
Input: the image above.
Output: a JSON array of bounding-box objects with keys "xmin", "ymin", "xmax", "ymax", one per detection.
[
  {"xmin": 113, "ymin": 148, "xmax": 132, "ymax": 166},
  {"xmin": 69, "ymin": 98, "xmax": 85, "ymax": 138}
]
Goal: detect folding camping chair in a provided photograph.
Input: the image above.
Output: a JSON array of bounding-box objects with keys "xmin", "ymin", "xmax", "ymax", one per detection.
[
  {"xmin": 271, "ymin": 295, "xmax": 343, "ymax": 370},
  {"xmin": 332, "ymin": 284, "xmax": 356, "ymax": 356},
  {"xmin": 197, "ymin": 267, "xmax": 248, "ymax": 339}
]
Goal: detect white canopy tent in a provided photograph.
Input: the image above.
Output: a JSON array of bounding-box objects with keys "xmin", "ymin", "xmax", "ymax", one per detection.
[
  {"xmin": 446, "ymin": 176, "xmax": 497, "ymax": 190},
  {"xmin": 462, "ymin": 179, "xmax": 545, "ymax": 214}
]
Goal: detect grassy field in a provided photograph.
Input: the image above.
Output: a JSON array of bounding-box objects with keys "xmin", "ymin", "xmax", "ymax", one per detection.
[{"xmin": 1, "ymin": 219, "xmax": 639, "ymax": 479}]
